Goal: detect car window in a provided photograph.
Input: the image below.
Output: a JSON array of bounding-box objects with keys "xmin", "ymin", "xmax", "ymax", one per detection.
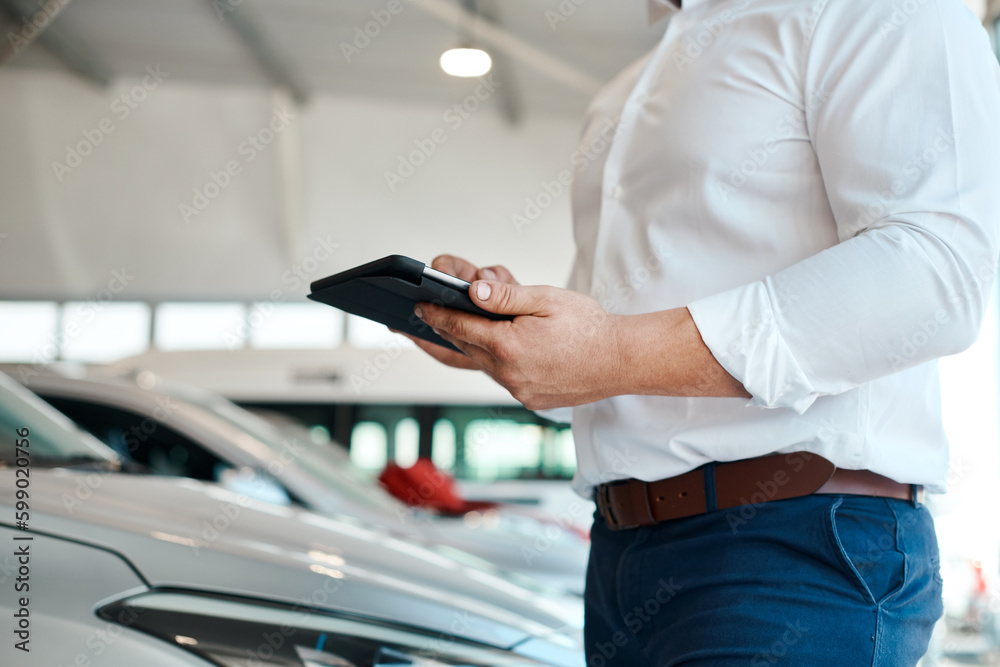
[
  {"xmin": 0, "ymin": 372, "xmax": 119, "ymax": 466},
  {"xmin": 41, "ymin": 396, "xmax": 227, "ymax": 481}
]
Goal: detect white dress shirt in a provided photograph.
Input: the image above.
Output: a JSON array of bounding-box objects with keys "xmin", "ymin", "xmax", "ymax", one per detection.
[{"xmin": 564, "ymin": 0, "xmax": 1000, "ymax": 498}]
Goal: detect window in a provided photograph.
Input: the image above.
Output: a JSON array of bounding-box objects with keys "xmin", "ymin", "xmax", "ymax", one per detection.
[
  {"xmin": 41, "ymin": 396, "xmax": 227, "ymax": 481},
  {"xmin": 60, "ymin": 302, "xmax": 151, "ymax": 363},
  {"xmin": 349, "ymin": 421, "xmax": 388, "ymax": 472},
  {"xmin": 248, "ymin": 302, "xmax": 343, "ymax": 349},
  {"xmin": 155, "ymin": 302, "xmax": 247, "ymax": 351},
  {"xmin": 463, "ymin": 420, "xmax": 544, "ymax": 481},
  {"xmin": 0, "ymin": 301, "xmax": 59, "ymax": 362},
  {"xmin": 431, "ymin": 420, "xmax": 456, "ymax": 470},
  {"xmin": 394, "ymin": 418, "xmax": 419, "ymax": 466}
]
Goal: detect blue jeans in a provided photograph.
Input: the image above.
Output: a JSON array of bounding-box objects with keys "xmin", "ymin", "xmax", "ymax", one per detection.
[{"xmin": 584, "ymin": 494, "xmax": 943, "ymax": 666}]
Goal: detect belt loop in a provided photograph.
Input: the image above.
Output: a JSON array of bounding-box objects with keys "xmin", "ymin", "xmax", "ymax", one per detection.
[
  {"xmin": 910, "ymin": 484, "xmax": 920, "ymax": 508},
  {"xmin": 703, "ymin": 462, "xmax": 718, "ymax": 513}
]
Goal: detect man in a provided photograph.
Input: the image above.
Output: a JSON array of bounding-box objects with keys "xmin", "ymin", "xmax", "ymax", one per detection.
[{"xmin": 404, "ymin": 0, "xmax": 1000, "ymax": 663}]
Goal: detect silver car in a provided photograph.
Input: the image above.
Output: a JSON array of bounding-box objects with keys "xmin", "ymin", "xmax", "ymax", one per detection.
[
  {"xmin": 0, "ymin": 371, "xmax": 583, "ymax": 665},
  {"xmin": 12, "ymin": 365, "xmax": 590, "ymax": 595}
]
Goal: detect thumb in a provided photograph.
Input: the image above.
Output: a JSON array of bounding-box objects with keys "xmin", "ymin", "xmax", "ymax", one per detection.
[{"xmin": 470, "ymin": 280, "xmax": 551, "ymax": 316}]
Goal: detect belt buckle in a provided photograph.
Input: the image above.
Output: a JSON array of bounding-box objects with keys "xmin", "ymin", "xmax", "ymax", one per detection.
[{"xmin": 597, "ymin": 480, "xmax": 637, "ymax": 531}]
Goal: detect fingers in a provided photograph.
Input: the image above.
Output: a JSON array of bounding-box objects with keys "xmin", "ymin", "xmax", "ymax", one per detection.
[
  {"xmin": 431, "ymin": 254, "xmax": 479, "ymax": 282},
  {"xmin": 430, "ymin": 327, "xmax": 495, "ymax": 370},
  {"xmin": 468, "ymin": 281, "xmax": 553, "ymax": 317},
  {"xmin": 417, "ymin": 303, "xmax": 498, "ymax": 348},
  {"xmin": 476, "ymin": 265, "xmax": 519, "ymax": 285}
]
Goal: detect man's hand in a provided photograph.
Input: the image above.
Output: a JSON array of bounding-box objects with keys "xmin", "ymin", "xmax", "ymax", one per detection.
[
  {"xmin": 404, "ymin": 255, "xmax": 750, "ymax": 409},
  {"xmin": 399, "ymin": 255, "xmax": 519, "ymax": 371},
  {"xmin": 430, "ymin": 254, "xmax": 519, "ymax": 286},
  {"xmin": 415, "ymin": 279, "xmax": 626, "ymax": 410}
]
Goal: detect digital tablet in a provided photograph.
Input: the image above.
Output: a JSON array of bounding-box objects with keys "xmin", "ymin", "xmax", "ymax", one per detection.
[{"xmin": 307, "ymin": 255, "xmax": 513, "ymax": 352}]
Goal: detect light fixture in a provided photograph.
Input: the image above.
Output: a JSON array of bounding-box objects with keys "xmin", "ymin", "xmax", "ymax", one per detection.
[
  {"xmin": 440, "ymin": 0, "xmax": 491, "ymax": 78},
  {"xmin": 440, "ymin": 45, "xmax": 492, "ymax": 78}
]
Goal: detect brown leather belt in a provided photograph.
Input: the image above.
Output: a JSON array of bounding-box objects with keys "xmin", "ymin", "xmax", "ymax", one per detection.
[{"xmin": 595, "ymin": 451, "xmax": 923, "ymax": 531}]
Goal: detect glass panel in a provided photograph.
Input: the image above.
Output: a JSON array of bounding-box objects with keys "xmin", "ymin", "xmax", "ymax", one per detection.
[
  {"xmin": 154, "ymin": 302, "xmax": 247, "ymax": 351},
  {"xmin": 0, "ymin": 372, "xmax": 119, "ymax": 465},
  {"xmin": 350, "ymin": 421, "xmax": 388, "ymax": 472},
  {"xmin": 394, "ymin": 418, "xmax": 419, "ymax": 467},
  {"xmin": 60, "ymin": 301, "xmax": 151, "ymax": 363},
  {"xmin": 248, "ymin": 302, "xmax": 343, "ymax": 349},
  {"xmin": 431, "ymin": 420, "xmax": 456, "ymax": 471},
  {"xmin": 463, "ymin": 420, "xmax": 543, "ymax": 482},
  {"xmin": 0, "ymin": 301, "xmax": 59, "ymax": 362},
  {"xmin": 553, "ymin": 428, "xmax": 577, "ymax": 478}
]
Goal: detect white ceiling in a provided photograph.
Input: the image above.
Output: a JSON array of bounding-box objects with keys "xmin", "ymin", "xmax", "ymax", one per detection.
[{"xmin": 3, "ymin": 0, "xmax": 665, "ymax": 116}]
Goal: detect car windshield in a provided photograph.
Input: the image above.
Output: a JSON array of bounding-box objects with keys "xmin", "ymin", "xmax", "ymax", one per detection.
[
  {"xmin": 0, "ymin": 372, "xmax": 120, "ymax": 467},
  {"xmin": 166, "ymin": 383, "xmax": 405, "ymax": 515}
]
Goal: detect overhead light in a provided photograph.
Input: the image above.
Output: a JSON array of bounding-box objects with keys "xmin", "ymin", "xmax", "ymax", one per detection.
[{"xmin": 440, "ymin": 46, "xmax": 492, "ymax": 78}]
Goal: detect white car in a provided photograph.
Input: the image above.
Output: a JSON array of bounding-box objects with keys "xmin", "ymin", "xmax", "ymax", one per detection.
[
  {"xmin": 0, "ymin": 371, "xmax": 583, "ymax": 665},
  {"xmin": 13, "ymin": 365, "xmax": 590, "ymax": 595}
]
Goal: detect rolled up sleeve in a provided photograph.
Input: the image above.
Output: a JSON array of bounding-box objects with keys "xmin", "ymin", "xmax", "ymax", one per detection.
[{"xmin": 688, "ymin": 0, "xmax": 1000, "ymax": 413}]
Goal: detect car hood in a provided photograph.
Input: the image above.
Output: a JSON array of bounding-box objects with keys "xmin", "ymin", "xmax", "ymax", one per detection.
[{"xmin": 0, "ymin": 469, "xmax": 582, "ymax": 650}]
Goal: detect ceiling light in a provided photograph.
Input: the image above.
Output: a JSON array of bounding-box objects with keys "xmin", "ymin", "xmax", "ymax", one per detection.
[{"xmin": 440, "ymin": 47, "xmax": 492, "ymax": 78}]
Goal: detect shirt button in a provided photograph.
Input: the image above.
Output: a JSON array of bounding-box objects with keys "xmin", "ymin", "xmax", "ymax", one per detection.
[{"xmin": 608, "ymin": 185, "xmax": 623, "ymax": 199}]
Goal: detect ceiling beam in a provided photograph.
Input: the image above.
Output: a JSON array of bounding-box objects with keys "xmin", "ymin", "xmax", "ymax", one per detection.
[
  {"xmin": 0, "ymin": 0, "xmax": 112, "ymax": 86},
  {"xmin": 986, "ymin": 0, "xmax": 1000, "ymax": 23},
  {"xmin": 210, "ymin": 0, "xmax": 309, "ymax": 105},
  {"xmin": 474, "ymin": 0, "xmax": 523, "ymax": 125},
  {"xmin": 409, "ymin": 0, "xmax": 602, "ymax": 97}
]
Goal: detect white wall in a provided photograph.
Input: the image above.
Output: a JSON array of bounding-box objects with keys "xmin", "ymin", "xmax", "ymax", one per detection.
[{"xmin": 0, "ymin": 67, "xmax": 579, "ymax": 301}]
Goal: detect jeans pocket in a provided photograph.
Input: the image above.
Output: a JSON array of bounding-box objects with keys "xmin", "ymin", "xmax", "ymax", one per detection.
[{"xmin": 828, "ymin": 497, "xmax": 907, "ymax": 606}]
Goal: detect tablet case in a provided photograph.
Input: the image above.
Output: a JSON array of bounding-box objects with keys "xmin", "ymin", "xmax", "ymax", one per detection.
[{"xmin": 307, "ymin": 255, "xmax": 512, "ymax": 352}]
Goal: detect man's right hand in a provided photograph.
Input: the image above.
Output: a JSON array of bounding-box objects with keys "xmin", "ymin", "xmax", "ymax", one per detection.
[{"xmin": 396, "ymin": 254, "xmax": 518, "ymax": 370}]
